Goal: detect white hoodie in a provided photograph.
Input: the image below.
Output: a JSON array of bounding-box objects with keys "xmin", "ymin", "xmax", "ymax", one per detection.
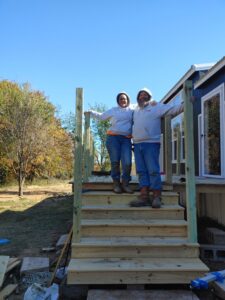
[
  {"xmin": 132, "ymin": 102, "xmax": 183, "ymax": 143},
  {"xmin": 89, "ymin": 105, "xmax": 134, "ymax": 136}
]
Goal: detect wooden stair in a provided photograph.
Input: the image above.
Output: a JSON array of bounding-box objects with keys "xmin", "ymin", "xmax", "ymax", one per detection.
[{"xmin": 68, "ymin": 185, "xmax": 208, "ymax": 285}]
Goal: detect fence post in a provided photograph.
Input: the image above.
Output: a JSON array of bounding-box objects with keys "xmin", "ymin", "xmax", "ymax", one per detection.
[
  {"xmin": 73, "ymin": 88, "xmax": 83, "ymax": 243},
  {"xmin": 83, "ymin": 112, "xmax": 91, "ymax": 181},
  {"xmin": 90, "ymin": 136, "xmax": 95, "ymax": 173},
  {"xmin": 164, "ymin": 115, "xmax": 172, "ymax": 185},
  {"xmin": 183, "ymin": 80, "xmax": 197, "ymax": 243}
]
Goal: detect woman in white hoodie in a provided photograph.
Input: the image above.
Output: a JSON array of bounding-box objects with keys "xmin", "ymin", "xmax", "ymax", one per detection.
[{"xmin": 85, "ymin": 92, "xmax": 134, "ymax": 194}]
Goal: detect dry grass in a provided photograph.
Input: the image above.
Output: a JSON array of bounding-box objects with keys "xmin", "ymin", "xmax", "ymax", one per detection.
[{"xmin": 0, "ymin": 180, "xmax": 73, "ymax": 258}]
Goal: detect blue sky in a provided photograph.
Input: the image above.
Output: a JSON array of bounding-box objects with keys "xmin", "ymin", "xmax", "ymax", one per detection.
[{"xmin": 1, "ymin": 0, "xmax": 225, "ymax": 117}]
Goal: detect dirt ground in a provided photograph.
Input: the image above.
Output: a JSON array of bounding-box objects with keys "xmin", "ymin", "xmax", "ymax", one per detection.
[
  {"xmin": 0, "ymin": 180, "xmax": 73, "ymax": 258},
  {"xmin": 0, "ymin": 180, "xmax": 73, "ymax": 299},
  {"xmin": 0, "ymin": 182, "xmax": 224, "ymax": 299}
]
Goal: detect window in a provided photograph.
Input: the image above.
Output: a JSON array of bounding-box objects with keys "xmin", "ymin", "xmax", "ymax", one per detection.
[{"xmin": 171, "ymin": 113, "xmax": 185, "ymax": 163}]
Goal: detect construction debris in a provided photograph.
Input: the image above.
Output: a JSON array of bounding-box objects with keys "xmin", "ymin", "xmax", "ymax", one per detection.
[
  {"xmin": 41, "ymin": 247, "xmax": 56, "ymax": 253},
  {"xmin": 6, "ymin": 257, "xmax": 21, "ymax": 273},
  {"xmin": 21, "ymin": 271, "xmax": 52, "ymax": 289},
  {"xmin": 0, "ymin": 256, "xmax": 9, "ymax": 288},
  {"xmin": 23, "ymin": 282, "xmax": 59, "ymax": 300},
  {"xmin": 212, "ymin": 280, "xmax": 225, "ymax": 299},
  {"xmin": 206, "ymin": 227, "xmax": 225, "ymax": 245},
  {"xmin": 56, "ymin": 234, "xmax": 68, "ymax": 248},
  {"xmin": 20, "ymin": 257, "xmax": 49, "ymax": 275},
  {"xmin": 0, "ymin": 283, "xmax": 18, "ymax": 299}
]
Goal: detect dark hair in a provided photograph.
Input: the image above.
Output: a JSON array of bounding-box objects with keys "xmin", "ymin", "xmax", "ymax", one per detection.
[{"xmin": 116, "ymin": 92, "xmax": 130, "ymax": 106}]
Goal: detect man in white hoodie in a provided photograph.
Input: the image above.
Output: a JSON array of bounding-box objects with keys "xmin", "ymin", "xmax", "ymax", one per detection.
[{"xmin": 130, "ymin": 88, "xmax": 183, "ymax": 208}]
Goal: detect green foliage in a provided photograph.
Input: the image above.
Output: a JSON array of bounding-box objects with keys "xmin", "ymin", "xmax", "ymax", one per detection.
[
  {"xmin": 0, "ymin": 80, "xmax": 73, "ymax": 195},
  {"xmin": 61, "ymin": 112, "xmax": 76, "ymax": 136},
  {"xmin": 89, "ymin": 103, "xmax": 111, "ymax": 171}
]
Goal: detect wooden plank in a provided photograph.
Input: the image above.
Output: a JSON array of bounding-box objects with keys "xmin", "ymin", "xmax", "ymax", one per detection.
[
  {"xmin": 87, "ymin": 289, "xmax": 200, "ymax": 300},
  {"xmin": 56, "ymin": 234, "xmax": 68, "ymax": 248},
  {"xmin": 83, "ymin": 112, "xmax": 91, "ymax": 181},
  {"xmin": 67, "ymin": 257, "xmax": 208, "ymax": 284},
  {"xmin": 212, "ymin": 281, "xmax": 225, "ymax": 300},
  {"xmin": 81, "ymin": 204, "xmax": 184, "ymax": 220},
  {"xmin": 82, "ymin": 181, "xmax": 173, "ymax": 191},
  {"xmin": 183, "ymin": 80, "xmax": 197, "ymax": 243},
  {"xmin": 0, "ymin": 284, "xmax": 18, "ymax": 299},
  {"xmin": 73, "ymin": 87, "xmax": 83, "ymax": 243},
  {"xmin": 0, "ymin": 256, "xmax": 9, "ymax": 288},
  {"xmin": 164, "ymin": 115, "xmax": 172, "ymax": 184},
  {"xmin": 49, "ymin": 227, "xmax": 73, "ymax": 286},
  {"xmin": 68, "ymin": 257, "xmax": 209, "ymax": 272},
  {"xmin": 81, "ymin": 191, "xmax": 179, "ymax": 206},
  {"xmin": 68, "ymin": 270, "xmax": 207, "ymax": 285},
  {"xmin": 81, "ymin": 219, "xmax": 187, "ymax": 237},
  {"xmin": 20, "ymin": 257, "xmax": 49, "ymax": 275},
  {"xmin": 72, "ymin": 242, "xmax": 199, "ymax": 259},
  {"xmin": 6, "ymin": 258, "xmax": 21, "ymax": 273},
  {"xmin": 73, "ymin": 236, "xmax": 192, "ymax": 245}
]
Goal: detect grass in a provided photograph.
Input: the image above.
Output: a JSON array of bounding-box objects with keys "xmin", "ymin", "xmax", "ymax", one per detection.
[{"xmin": 0, "ymin": 181, "xmax": 73, "ymax": 258}]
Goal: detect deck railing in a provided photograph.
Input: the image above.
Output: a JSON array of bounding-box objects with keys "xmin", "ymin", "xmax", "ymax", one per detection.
[
  {"xmin": 73, "ymin": 82, "xmax": 198, "ymax": 243},
  {"xmin": 164, "ymin": 80, "xmax": 197, "ymax": 243},
  {"xmin": 73, "ymin": 88, "xmax": 95, "ymax": 242}
]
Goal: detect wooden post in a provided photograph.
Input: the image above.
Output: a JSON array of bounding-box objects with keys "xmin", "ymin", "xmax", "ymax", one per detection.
[
  {"xmin": 73, "ymin": 88, "xmax": 83, "ymax": 243},
  {"xmin": 183, "ymin": 80, "xmax": 197, "ymax": 243},
  {"xmin": 164, "ymin": 115, "xmax": 172, "ymax": 185},
  {"xmin": 90, "ymin": 136, "xmax": 95, "ymax": 173},
  {"xmin": 89, "ymin": 134, "xmax": 93, "ymax": 176},
  {"xmin": 83, "ymin": 113, "xmax": 91, "ymax": 181},
  {"xmin": 176, "ymin": 130, "xmax": 181, "ymax": 175}
]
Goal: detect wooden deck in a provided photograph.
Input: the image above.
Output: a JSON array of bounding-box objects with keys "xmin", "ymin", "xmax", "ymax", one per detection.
[
  {"xmin": 74, "ymin": 175, "xmax": 225, "ymax": 193},
  {"xmin": 172, "ymin": 175, "xmax": 225, "ymax": 193},
  {"xmin": 67, "ymin": 177, "xmax": 209, "ymax": 285}
]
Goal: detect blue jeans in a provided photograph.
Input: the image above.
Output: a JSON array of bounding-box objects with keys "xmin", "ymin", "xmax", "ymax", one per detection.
[
  {"xmin": 134, "ymin": 143, "xmax": 161, "ymax": 190},
  {"xmin": 106, "ymin": 135, "xmax": 132, "ymax": 182}
]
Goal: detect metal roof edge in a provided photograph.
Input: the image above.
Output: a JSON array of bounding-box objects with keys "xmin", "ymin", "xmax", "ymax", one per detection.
[
  {"xmin": 161, "ymin": 63, "xmax": 214, "ymax": 103},
  {"xmin": 194, "ymin": 57, "xmax": 225, "ymax": 89}
]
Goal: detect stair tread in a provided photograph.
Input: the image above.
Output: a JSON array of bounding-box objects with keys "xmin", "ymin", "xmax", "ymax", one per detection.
[
  {"xmin": 82, "ymin": 204, "xmax": 184, "ymax": 210},
  {"xmin": 68, "ymin": 257, "xmax": 209, "ymax": 272},
  {"xmin": 72, "ymin": 236, "xmax": 198, "ymax": 246},
  {"xmin": 82, "ymin": 191, "xmax": 178, "ymax": 196},
  {"xmin": 81, "ymin": 219, "xmax": 187, "ymax": 226}
]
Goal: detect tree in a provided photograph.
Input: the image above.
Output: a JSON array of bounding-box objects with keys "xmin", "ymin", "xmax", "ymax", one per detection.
[
  {"xmin": 0, "ymin": 80, "xmax": 73, "ymax": 195},
  {"xmin": 89, "ymin": 103, "xmax": 111, "ymax": 171}
]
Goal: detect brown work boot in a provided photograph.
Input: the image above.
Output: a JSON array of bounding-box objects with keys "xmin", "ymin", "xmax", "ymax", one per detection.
[
  {"xmin": 122, "ymin": 180, "xmax": 134, "ymax": 194},
  {"xmin": 129, "ymin": 186, "xmax": 150, "ymax": 207},
  {"xmin": 113, "ymin": 180, "xmax": 122, "ymax": 194},
  {"xmin": 151, "ymin": 190, "xmax": 161, "ymax": 208}
]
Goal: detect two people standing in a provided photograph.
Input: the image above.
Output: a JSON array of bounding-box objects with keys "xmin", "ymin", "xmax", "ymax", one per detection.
[{"xmin": 85, "ymin": 88, "xmax": 183, "ymax": 208}]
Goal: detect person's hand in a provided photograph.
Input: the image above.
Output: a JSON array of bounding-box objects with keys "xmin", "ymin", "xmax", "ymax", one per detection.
[
  {"xmin": 150, "ymin": 100, "xmax": 157, "ymax": 106},
  {"xmin": 84, "ymin": 111, "xmax": 90, "ymax": 116}
]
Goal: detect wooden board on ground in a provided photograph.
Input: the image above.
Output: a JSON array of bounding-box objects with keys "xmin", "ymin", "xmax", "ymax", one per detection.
[
  {"xmin": 87, "ymin": 289, "xmax": 199, "ymax": 300},
  {"xmin": 20, "ymin": 257, "xmax": 49, "ymax": 275},
  {"xmin": 0, "ymin": 256, "xmax": 9, "ymax": 288},
  {"xmin": 56, "ymin": 234, "xmax": 68, "ymax": 248},
  {"xmin": 6, "ymin": 258, "xmax": 21, "ymax": 273},
  {"xmin": 0, "ymin": 284, "xmax": 18, "ymax": 299},
  {"xmin": 212, "ymin": 280, "xmax": 225, "ymax": 300}
]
